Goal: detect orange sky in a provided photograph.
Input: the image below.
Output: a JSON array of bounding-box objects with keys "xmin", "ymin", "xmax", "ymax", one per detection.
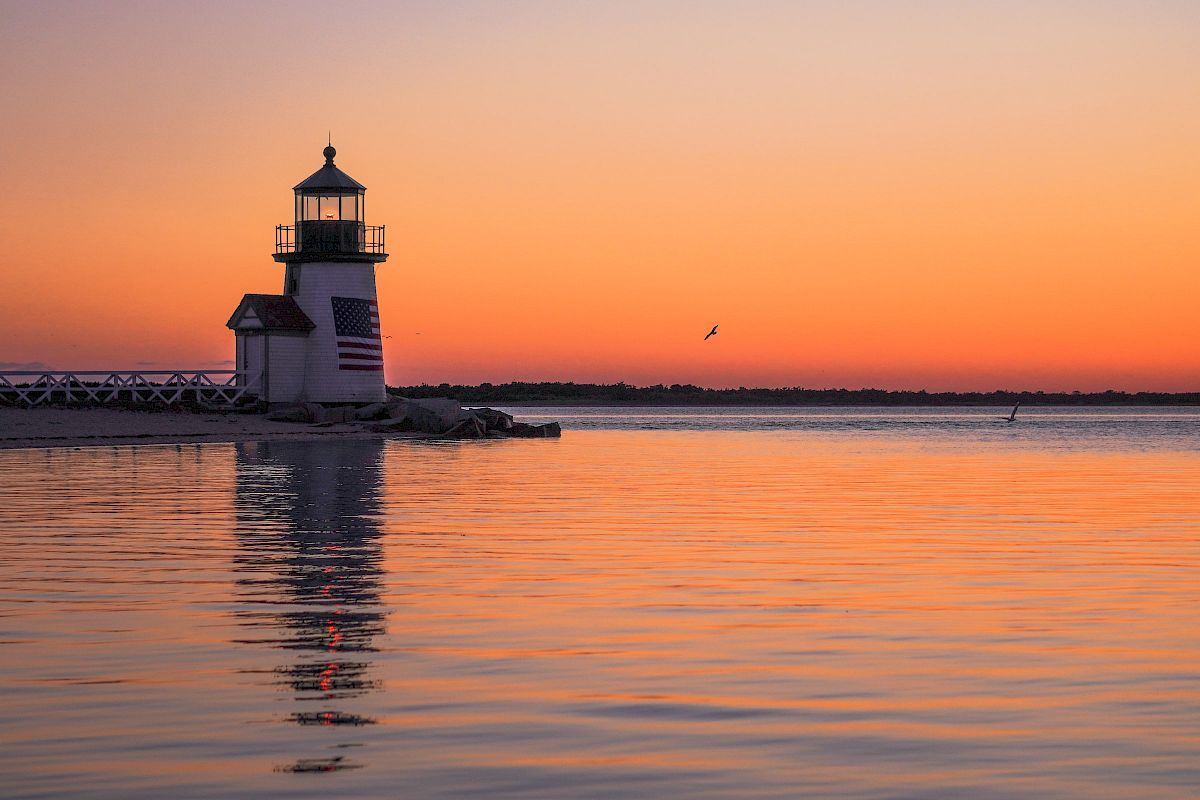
[{"xmin": 1, "ymin": 1, "xmax": 1197, "ymax": 391}]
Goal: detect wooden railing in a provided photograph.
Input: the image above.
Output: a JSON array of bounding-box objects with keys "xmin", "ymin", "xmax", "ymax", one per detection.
[{"xmin": 0, "ymin": 371, "xmax": 260, "ymax": 408}]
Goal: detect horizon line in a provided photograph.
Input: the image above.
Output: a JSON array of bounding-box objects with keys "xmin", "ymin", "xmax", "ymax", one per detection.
[{"xmin": 388, "ymin": 381, "xmax": 1200, "ymax": 397}]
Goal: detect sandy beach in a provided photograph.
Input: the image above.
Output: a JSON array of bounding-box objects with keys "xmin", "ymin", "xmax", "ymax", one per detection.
[{"xmin": 0, "ymin": 407, "xmax": 429, "ymax": 450}]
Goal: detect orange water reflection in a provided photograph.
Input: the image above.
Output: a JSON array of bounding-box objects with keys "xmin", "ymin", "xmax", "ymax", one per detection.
[
  {"xmin": 363, "ymin": 432, "xmax": 1200, "ymax": 797},
  {"xmin": 233, "ymin": 440, "xmax": 385, "ymax": 751},
  {"xmin": 0, "ymin": 429, "xmax": 1197, "ymax": 798}
]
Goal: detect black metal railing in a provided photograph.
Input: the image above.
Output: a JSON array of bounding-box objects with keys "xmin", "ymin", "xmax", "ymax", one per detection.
[{"xmin": 275, "ymin": 223, "xmax": 385, "ymax": 255}]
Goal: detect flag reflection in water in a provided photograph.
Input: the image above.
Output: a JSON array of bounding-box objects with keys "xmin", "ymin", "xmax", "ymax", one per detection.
[{"xmin": 233, "ymin": 439, "xmax": 386, "ymax": 773}]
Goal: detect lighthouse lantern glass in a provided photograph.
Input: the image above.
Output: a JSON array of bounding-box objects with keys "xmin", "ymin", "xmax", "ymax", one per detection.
[
  {"xmin": 296, "ymin": 191, "xmax": 363, "ymax": 222},
  {"xmin": 301, "ymin": 195, "xmax": 319, "ymax": 221},
  {"xmin": 319, "ymin": 196, "xmax": 339, "ymax": 220}
]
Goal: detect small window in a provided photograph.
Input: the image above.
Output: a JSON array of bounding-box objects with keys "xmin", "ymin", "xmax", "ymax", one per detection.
[{"xmin": 340, "ymin": 195, "xmax": 357, "ymax": 221}]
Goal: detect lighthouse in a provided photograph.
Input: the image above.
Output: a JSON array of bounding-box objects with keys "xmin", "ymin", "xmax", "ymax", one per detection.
[{"xmin": 226, "ymin": 143, "xmax": 388, "ymax": 406}]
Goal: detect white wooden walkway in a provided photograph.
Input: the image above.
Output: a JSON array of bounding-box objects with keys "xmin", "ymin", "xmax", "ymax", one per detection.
[{"xmin": 0, "ymin": 371, "xmax": 260, "ymax": 407}]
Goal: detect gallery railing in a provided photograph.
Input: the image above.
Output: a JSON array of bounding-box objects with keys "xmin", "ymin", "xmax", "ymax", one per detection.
[
  {"xmin": 0, "ymin": 371, "xmax": 260, "ymax": 407},
  {"xmin": 275, "ymin": 223, "xmax": 386, "ymax": 255}
]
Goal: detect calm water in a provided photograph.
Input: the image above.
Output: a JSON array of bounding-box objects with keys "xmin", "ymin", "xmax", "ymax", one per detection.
[{"xmin": 1, "ymin": 408, "xmax": 1198, "ymax": 799}]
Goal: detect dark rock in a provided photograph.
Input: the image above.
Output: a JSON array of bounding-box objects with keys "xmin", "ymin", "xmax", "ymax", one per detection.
[
  {"xmin": 380, "ymin": 397, "xmax": 464, "ymax": 434},
  {"xmin": 407, "ymin": 398, "xmax": 466, "ymax": 430},
  {"xmin": 407, "ymin": 405, "xmax": 448, "ymax": 433},
  {"xmin": 509, "ymin": 421, "xmax": 561, "ymax": 438},
  {"xmin": 468, "ymin": 407, "xmax": 514, "ymax": 431},
  {"xmin": 355, "ymin": 402, "xmax": 389, "ymax": 421},
  {"xmin": 441, "ymin": 414, "xmax": 487, "ymax": 439}
]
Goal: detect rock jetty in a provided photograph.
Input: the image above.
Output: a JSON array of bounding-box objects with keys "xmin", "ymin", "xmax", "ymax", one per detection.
[{"xmin": 265, "ymin": 397, "xmax": 561, "ymax": 440}]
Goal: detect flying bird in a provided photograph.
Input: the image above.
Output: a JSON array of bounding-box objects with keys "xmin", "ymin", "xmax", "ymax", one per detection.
[
  {"xmin": 704, "ymin": 324, "xmax": 719, "ymax": 341},
  {"xmin": 1002, "ymin": 401, "xmax": 1020, "ymax": 422}
]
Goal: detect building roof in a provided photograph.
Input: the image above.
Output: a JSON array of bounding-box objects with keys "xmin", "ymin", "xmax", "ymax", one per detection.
[
  {"xmin": 226, "ymin": 294, "xmax": 315, "ymax": 332},
  {"xmin": 293, "ymin": 144, "xmax": 366, "ymax": 192}
]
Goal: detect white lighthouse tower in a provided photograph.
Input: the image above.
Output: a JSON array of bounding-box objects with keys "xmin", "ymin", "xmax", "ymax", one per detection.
[{"xmin": 226, "ymin": 143, "xmax": 388, "ymax": 406}]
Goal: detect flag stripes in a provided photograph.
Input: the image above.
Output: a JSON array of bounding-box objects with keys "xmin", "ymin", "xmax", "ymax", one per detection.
[{"xmin": 331, "ymin": 296, "xmax": 383, "ymax": 371}]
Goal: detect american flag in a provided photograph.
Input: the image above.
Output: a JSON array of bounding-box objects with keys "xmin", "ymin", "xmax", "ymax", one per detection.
[{"xmin": 331, "ymin": 296, "xmax": 383, "ymax": 371}]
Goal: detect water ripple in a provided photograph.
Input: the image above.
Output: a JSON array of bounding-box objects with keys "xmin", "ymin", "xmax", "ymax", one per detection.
[{"xmin": 1, "ymin": 415, "xmax": 1198, "ymax": 798}]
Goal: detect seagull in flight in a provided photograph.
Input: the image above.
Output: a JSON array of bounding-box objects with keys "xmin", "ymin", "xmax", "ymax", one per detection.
[
  {"xmin": 1001, "ymin": 401, "xmax": 1020, "ymax": 422},
  {"xmin": 704, "ymin": 324, "xmax": 719, "ymax": 341}
]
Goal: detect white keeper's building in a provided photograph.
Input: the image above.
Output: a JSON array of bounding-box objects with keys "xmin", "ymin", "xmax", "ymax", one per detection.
[{"xmin": 226, "ymin": 144, "xmax": 388, "ymax": 406}]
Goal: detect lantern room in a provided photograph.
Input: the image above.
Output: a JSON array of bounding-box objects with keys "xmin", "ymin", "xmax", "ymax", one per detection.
[
  {"xmin": 298, "ymin": 185, "xmax": 362, "ymax": 223},
  {"xmin": 274, "ymin": 143, "xmax": 386, "ymax": 263}
]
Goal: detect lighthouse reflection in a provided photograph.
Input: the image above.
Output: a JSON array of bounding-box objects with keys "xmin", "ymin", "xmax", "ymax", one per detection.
[{"xmin": 233, "ymin": 439, "xmax": 386, "ymax": 768}]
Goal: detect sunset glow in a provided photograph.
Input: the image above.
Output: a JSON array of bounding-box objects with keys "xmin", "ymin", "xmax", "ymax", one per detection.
[{"xmin": 1, "ymin": 2, "xmax": 1197, "ymax": 390}]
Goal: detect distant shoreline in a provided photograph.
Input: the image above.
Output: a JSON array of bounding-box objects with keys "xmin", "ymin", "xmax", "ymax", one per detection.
[{"xmin": 391, "ymin": 383, "xmax": 1200, "ymax": 407}]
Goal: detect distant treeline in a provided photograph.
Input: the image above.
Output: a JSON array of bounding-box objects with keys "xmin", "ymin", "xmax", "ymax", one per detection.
[{"xmin": 388, "ymin": 382, "xmax": 1200, "ymax": 406}]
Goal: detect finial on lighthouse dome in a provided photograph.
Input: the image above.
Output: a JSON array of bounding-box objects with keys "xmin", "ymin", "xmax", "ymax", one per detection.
[{"xmin": 323, "ymin": 141, "xmax": 336, "ymax": 166}]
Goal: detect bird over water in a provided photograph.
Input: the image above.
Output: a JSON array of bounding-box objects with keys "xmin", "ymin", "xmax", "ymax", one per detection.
[{"xmin": 704, "ymin": 324, "xmax": 719, "ymax": 341}]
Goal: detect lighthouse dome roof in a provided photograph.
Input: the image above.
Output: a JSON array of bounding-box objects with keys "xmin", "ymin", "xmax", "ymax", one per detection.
[{"xmin": 293, "ymin": 143, "xmax": 366, "ymax": 192}]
